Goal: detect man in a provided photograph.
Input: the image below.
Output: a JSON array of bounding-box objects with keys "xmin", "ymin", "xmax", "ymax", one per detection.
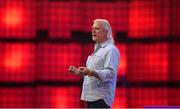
[{"xmin": 68, "ymin": 19, "xmax": 120, "ymax": 108}]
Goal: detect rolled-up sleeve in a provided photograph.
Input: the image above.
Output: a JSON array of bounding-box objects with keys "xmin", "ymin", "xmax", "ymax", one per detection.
[{"xmin": 95, "ymin": 48, "xmax": 120, "ymax": 82}]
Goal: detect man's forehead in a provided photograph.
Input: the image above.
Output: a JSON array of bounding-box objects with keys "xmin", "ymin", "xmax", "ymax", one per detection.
[{"xmin": 92, "ymin": 22, "xmax": 103, "ymax": 28}]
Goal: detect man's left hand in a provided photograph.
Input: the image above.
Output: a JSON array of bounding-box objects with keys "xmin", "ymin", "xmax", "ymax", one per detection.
[{"xmin": 78, "ymin": 67, "xmax": 91, "ymax": 76}]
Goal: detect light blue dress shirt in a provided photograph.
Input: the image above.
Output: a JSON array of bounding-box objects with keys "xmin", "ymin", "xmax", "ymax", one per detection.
[{"xmin": 81, "ymin": 40, "xmax": 120, "ymax": 107}]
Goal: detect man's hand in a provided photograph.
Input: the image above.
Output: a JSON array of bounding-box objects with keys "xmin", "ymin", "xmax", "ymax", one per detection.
[
  {"xmin": 79, "ymin": 67, "xmax": 101, "ymax": 79},
  {"xmin": 78, "ymin": 67, "xmax": 91, "ymax": 76},
  {"xmin": 68, "ymin": 66, "xmax": 81, "ymax": 75}
]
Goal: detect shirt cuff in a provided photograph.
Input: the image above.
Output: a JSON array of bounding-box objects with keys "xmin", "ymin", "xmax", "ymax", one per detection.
[{"xmin": 94, "ymin": 69, "xmax": 113, "ymax": 82}]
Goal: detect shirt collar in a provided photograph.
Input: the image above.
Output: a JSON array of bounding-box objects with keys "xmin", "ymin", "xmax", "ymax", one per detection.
[{"xmin": 95, "ymin": 40, "xmax": 111, "ymax": 48}]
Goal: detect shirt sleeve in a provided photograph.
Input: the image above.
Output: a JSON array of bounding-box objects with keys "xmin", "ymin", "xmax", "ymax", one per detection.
[{"xmin": 95, "ymin": 47, "xmax": 120, "ymax": 82}]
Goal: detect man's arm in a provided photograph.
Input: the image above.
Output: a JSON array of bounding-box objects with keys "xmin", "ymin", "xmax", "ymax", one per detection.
[
  {"xmin": 94, "ymin": 48, "xmax": 120, "ymax": 82},
  {"xmin": 78, "ymin": 67, "xmax": 101, "ymax": 80},
  {"xmin": 78, "ymin": 48, "xmax": 120, "ymax": 81}
]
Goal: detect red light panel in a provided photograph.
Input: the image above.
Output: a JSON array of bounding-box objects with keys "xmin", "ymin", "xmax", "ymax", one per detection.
[
  {"xmin": 169, "ymin": 44, "xmax": 180, "ymax": 81},
  {"xmin": 48, "ymin": 2, "xmax": 82, "ymax": 38},
  {"xmin": 37, "ymin": 43, "xmax": 82, "ymax": 81},
  {"xmin": 0, "ymin": 0, "xmax": 179, "ymax": 108},
  {"xmin": 0, "ymin": 43, "xmax": 35, "ymax": 82},
  {"xmin": 4, "ymin": 8, "xmax": 23, "ymax": 27},
  {"xmin": 82, "ymin": 2, "xmax": 128, "ymax": 33},
  {"xmin": 116, "ymin": 44, "xmax": 126, "ymax": 78},
  {"xmin": 126, "ymin": 43, "xmax": 168, "ymax": 81},
  {"xmin": 0, "ymin": 88, "xmax": 35, "ymax": 108},
  {"xmin": 0, "ymin": 0, "xmax": 36, "ymax": 38},
  {"xmin": 171, "ymin": 0, "xmax": 180, "ymax": 36},
  {"xmin": 128, "ymin": 0, "xmax": 169, "ymax": 37},
  {"xmin": 169, "ymin": 88, "xmax": 180, "ymax": 105},
  {"xmin": 37, "ymin": 86, "xmax": 81, "ymax": 108},
  {"xmin": 112, "ymin": 88, "xmax": 126, "ymax": 108},
  {"xmin": 36, "ymin": 0, "xmax": 49, "ymax": 29},
  {"xmin": 47, "ymin": 1, "xmax": 128, "ymax": 38},
  {"xmin": 81, "ymin": 43, "xmax": 94, "ymax": 65},
  {"xmin": 127, "ymin": 88, "xmax": 168, "ymax": 108}
]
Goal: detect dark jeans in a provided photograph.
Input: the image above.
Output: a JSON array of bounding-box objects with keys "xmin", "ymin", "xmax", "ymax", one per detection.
[{"xmin": 87, "ymin": 99, "xmax": 110, "ymax": 108}]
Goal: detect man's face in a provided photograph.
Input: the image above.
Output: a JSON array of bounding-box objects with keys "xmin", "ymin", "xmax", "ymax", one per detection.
[{"xmin": 91, "ymin": 22, "xmax": 107, "ymax": 43}]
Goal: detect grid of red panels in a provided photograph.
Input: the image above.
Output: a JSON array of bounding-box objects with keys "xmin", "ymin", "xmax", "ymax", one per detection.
[
  {"xmin": 169, "ymin": 43, "xmax": 180, "ymax": 81},
  {"xmin": 0, "ymin": 0, "xmax": 172, "ymax": 38},
  {"xmin": 81, "ymin": 43, "xmax": 94, "ymax": 65},
  {"xmin": 37, "ymin": 43, "xmax": 82, "ymax": 81},
  {"xmin": 112, "ymin": 87, "xmax": 127, "ymax": 108},
  {"xmin": 48, "ymin": 1, "xmax": 82, "ymax": 38},
  {"xmin": 47, "ymin": 1, "xmax": 128, "ymax": 38},
  {"xmin": 0, "ymin": 88, "xmax": 35, "ymax": 108},
  {"xmin": 36, "ymin": 86, "xmax": 81, "ymax": 108},
  {"xmin": 169, "ymin": 88, "xmax": 180, "ymax": 106},
  {"xmin": 116, "ymin": 44, "xmax": 127, "ymax": 77},
  {"xmin": 127, "ymin": 88, "xmax": 169, "ymax": 108},
  {"xmin": 0, "ymin": 0, "xmax": 179, "ymax": 108},
  {"xmin": 0, "ymin": 0, "xmax": 36, "ymax": 38},
  {"xmin": 0, "ymin": 43, "xmax": 35, "ymax": 82},
  {"xmin": 171, "ymin": 0, "xmax": 180, "ymax": 36},
  {"xmin": 128, "ymin": 0, "xmax": 170, "ymax": 37},
  {"xmin": 81, "ymin": 1, "xmax": 128, "ymax": 33},
  {"xmin": 36, "ymin": 0, "xmax": 49, "ymax": 29},
  {"xmin": 126, "ymin": 43, "xmax": 168, "ymax": 81},
  {"xmin": 0, "ymin": 87, "xmax": 179, "ymax": 108}
]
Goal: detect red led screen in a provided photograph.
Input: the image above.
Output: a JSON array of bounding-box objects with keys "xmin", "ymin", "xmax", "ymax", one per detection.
[{"xmin": 0, "ymin": 0, "xmax": 179, "ymax": 108}]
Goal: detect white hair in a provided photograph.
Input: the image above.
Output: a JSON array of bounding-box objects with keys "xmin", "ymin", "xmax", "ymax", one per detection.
[{"xmin": 93, "ymin": 19, "xmax": 115, "ymax": 44}]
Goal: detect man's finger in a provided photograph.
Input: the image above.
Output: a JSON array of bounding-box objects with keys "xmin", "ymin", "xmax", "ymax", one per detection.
[{"xmin": 79, "ymin": 67, "xmax": 85, "ymax": 70}]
